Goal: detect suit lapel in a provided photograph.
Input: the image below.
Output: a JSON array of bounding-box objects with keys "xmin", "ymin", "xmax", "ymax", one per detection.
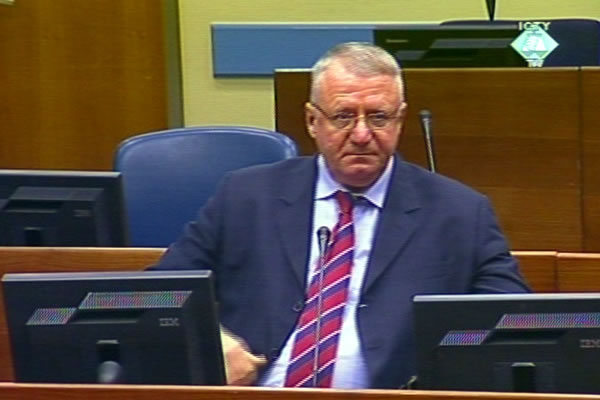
[
  {"xmin": 271, "ymin": 156, "xmax": 423, "ymax": 293},
  {"xmin": 362, "ymin": 158, "xmax": 422, "ymax": 294},
  {"xmin": 274, "ymin": 157, "xmax": 318, "ymax": 289}
]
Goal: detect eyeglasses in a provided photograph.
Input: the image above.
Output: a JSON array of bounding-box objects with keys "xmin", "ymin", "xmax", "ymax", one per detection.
[{"xmin": 310, "ymin": 102, "xmax": 401, "ymax": 131}]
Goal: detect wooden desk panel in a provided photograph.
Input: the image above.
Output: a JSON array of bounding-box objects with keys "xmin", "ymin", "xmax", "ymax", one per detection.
[
  {"xmin": 403, "ymin": 68, "xmax": 578, "ymax": 141},
  {"xmin": 0, "ymin": 247, "xmax": 165, "ymax": 273},
  {"xmin": 401, "ymin": 69, "xmax": 581, "ymax": 251},
  {"xmin": 0, "ymin": 248, "xmax": 583, "ymax": 384},
  {"xmin": 0, "ymin": 247, "xmax": 165, "ymax": 382},
  {"xmin": 513, "ymin": 251, "xmax": 557, "ymax": 293},
  {"xmin": 557, "ymin": 253, "xmax": 600, "ymax": 292},
  {"xmin": 483, "ymin": 187, "xmax": 580, "ymax": 252},
  {"xmin": 0, "ymin": 383, "xmax": 598, "ymax": 400},
  {"xmin": 275, "ymin": 68, "xmax": 582, "ymax": 251},
  {"xmin": 581, "ymin": 68, "xmax": 600, "ymax": 252}
]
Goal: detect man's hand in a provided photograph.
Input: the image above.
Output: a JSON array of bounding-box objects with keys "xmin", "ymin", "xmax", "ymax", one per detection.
[{"xmin": 220, "ymin": 327, "xmax": 267, "ymax": 385}]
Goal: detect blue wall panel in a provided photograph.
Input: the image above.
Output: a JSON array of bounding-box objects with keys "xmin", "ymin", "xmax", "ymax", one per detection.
[{"xmin": 211, "ymin": 24, "xmax": 374, "ymax": 76}]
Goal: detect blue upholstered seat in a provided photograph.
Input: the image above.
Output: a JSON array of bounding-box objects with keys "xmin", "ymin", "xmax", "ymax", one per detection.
[{"xmin": 114, "ymin": 126, "xmax": 298, "ymax": 247}]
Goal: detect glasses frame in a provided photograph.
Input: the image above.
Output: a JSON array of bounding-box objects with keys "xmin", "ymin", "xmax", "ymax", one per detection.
[{"xmin": 310, "ymin": 102, "xmax": 403, "ymax": 131}]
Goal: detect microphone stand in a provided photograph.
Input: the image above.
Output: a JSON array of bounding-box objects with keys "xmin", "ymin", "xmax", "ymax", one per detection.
[
  {"xmin": 419, "ymin": 109, "xmax": 437, "ymax": 173},
  {"xmin": 313, "ymin": 226, "xmax": 330, "ymax": 386}
]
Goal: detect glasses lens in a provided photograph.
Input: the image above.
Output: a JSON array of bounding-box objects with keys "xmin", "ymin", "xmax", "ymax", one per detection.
[
  {"xmin": 314, "ymin": 103, "xmax": 398, "ymax": 130},
  {"xmin": 333, "ymin": 117, "xmax": 353, "ymax": 129},
  {"xmin": 368, "ymin": 114, "xmax": 390, "ymax": 129}
]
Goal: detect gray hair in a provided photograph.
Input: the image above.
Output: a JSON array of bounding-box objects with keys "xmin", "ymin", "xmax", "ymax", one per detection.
[{"xmin": 310, "ymin": 42, "xmax": 405, "ymax": 103}]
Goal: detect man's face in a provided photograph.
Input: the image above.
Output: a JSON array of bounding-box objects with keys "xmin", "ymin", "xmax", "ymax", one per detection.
[{"xmin": 306, "ymin": 64, "xmax": 406, "ymax": 191}]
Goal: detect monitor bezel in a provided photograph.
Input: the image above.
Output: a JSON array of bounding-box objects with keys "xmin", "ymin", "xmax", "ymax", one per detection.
[
  {"xmin": 413, "ymin": 292, "xmax": 600, "ymax": 393},
  {"xmin": 0, "ymin": 169, "xmax": 129, "ymax": 246},
  {"xmin": 2, "ymin": 270, "xmax": 225, "ymax": 385}
]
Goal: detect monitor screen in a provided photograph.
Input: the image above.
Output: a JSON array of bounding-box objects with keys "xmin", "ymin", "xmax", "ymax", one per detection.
[
  {"xmin": 413, "ymin": 293, "xmax": 600, "ymax": 394},
  {"xmin": 374, "ymin": 23, "xmax": 527, "ymax": 68},
  {"xmin": 2, "ymin": 270, "xmax": 225, "ymax": 385},
  {"xmin": 0, "ymin": 169, "xmax": 128, "ymax": 246}
]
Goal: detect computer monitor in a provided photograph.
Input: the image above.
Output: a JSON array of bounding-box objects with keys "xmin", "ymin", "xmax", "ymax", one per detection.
[
  {"xmin": 439, "ymin": 19, "xmax": 600, "ymax": 67},
  {"xmin": 375, "ymin": 19, "xmax": 600, "ymax": 68},
  {"xmin": 374, "ymin": 23, "xmax": 527, "ymax": 68},
  {"xmin": 2, "ymin": 270, "xmax": 225, "ymax": 385},
  {"xmin": 413, "ymin": 293, "xmax": 600, "ymax": 394},
  {"xmin": 0, "ymin": 169, "xmax": 128, "ymax": 246}
]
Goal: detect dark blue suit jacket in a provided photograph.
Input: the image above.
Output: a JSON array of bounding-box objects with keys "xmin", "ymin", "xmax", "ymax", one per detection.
[{"xmin": 152, "ymin": 155, "xmax": 530, "ymax": 388}]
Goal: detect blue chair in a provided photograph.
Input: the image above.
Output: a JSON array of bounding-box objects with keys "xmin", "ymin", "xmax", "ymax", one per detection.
[{"xmin": 114, "ymin": 126, "xmax": 298, "ymax": 247}]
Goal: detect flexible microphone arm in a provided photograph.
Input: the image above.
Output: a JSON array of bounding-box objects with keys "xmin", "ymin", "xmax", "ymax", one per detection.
[
  {"xmin": 419, "ymin": 109, "xmax": 437, "ymax": 173},
  {"xmin": 313, "ymin": 226, "xmax": 331, "ymax": 385},
  {"xmin": 486, "ymin": 0, "xmax": 496, "ymax": 21}
]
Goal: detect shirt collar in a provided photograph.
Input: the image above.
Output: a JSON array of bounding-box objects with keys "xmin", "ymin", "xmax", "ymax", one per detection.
[{"xmin": 315, "ymin": 154, "xmax": 393, "ymax": 209}]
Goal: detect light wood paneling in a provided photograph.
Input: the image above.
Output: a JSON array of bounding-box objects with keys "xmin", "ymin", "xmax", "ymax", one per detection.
[
  {"xmin": 513, "ymin": 251, "xmax": 557, "ymax": 293},
  {"xmin": 582, "ymin": 68, "xmax": 600, "ymax": 252},
  {"xmin": 482, "ymin": 187, "xmax": 580, "ymax": 251},
  {"xmin": 557, "ymin": 253, "xmax": 600, "ymax": 292},
  {"xmin": 0, "ymin": 0, "xmax": 169, "ymax": 170}
]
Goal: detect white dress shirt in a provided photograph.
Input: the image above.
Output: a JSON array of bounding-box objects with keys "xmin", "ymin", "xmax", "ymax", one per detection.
[{"xmin": 260, "ymin": 155, "xmax": 394, "ymax": 388}]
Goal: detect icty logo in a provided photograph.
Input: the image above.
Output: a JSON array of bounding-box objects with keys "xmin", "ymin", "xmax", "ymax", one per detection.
[{"xmin": 511, "ymin": 21, "xmax": 559, "ymax": 67}]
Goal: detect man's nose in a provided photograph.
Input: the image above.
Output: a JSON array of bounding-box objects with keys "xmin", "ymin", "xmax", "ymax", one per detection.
[{"xmin": 349, "ymin": 116, "xmax": 372, "ymax": 144}]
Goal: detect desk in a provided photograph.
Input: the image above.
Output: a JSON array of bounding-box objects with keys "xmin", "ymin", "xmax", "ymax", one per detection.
[
  {"xmin": 513, "ymin": 251, "xmax": 557, "ymax": 293},
  {"xmin": 0, "ymin": 247, "xmax": 596, "ymax": 383},
  {"xmin": 0, "ymin": 383, "xmax": 598, "ymax": 400},
  {"xmin": 557, "ymin": 253, "xmax": 600, "ymax": 292}
]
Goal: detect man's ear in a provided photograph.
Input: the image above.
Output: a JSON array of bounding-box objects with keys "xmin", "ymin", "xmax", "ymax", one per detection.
[
  {"xmin": 397, "ymin": 101, "xmax": 408, "ymax": 136},
  {"xmin": 305, "ymin": 102, "xmax": 317, "ymax": 139},
  {"xmin": 399, "ymin": 101, "xmax": 408, "ymax": 118}
]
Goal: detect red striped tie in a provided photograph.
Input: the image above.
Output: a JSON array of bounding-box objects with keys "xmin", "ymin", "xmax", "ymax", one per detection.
[{"xmin": 284, "ymin": 191, "xmax": 354, "ymax": 387}]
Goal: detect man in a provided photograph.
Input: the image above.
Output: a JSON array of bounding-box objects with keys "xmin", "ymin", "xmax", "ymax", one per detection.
[{"xmin": 151, "ymin": 42, "xmax": 530, "ymax": 389}]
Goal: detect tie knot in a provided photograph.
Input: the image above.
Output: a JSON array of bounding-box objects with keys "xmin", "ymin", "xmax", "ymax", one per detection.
[{"xmin": 335, "ymin": 191, "xmax": 354, "ymax": 215}]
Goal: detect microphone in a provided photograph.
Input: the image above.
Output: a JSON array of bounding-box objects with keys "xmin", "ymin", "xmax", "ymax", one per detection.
[
  {"xmin": 419, "ymin": 109, "xmax": 437, "ymax": 173},
  {"xmin": 313, "ymin": 226, "xmax": 331, "ymax": 385},
  {"xmin": 317, "ymin": 226, "xmax": 331, "ymax": 256}
]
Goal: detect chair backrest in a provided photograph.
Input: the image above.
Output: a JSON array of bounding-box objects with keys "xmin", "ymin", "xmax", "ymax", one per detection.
[{"xmin": 114, "ymin": 126, "xmax": 298, "ymax": 247}]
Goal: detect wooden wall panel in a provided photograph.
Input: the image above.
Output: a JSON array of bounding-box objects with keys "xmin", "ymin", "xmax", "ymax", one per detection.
[
  {"xmin": 274, "ymin": 69, "xmax": 313, "ymax": 154},
  {"xmin": 274, "ymin": 68, "xmax": 582, "ymax": 251},
  {"xmin": 0, "ymin": 0, "xmax": 169, "ymax": 170},
  {"xmin": 512, "ymin": 251, "xmax": 557, "ymax": 293},
  {"xmin": 582, "ymin": 68, "xmax": 600, "ymax": 252},
  {"xmin": 557, "ymin": 253, "xmax": 600, "ymax": 292}
]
